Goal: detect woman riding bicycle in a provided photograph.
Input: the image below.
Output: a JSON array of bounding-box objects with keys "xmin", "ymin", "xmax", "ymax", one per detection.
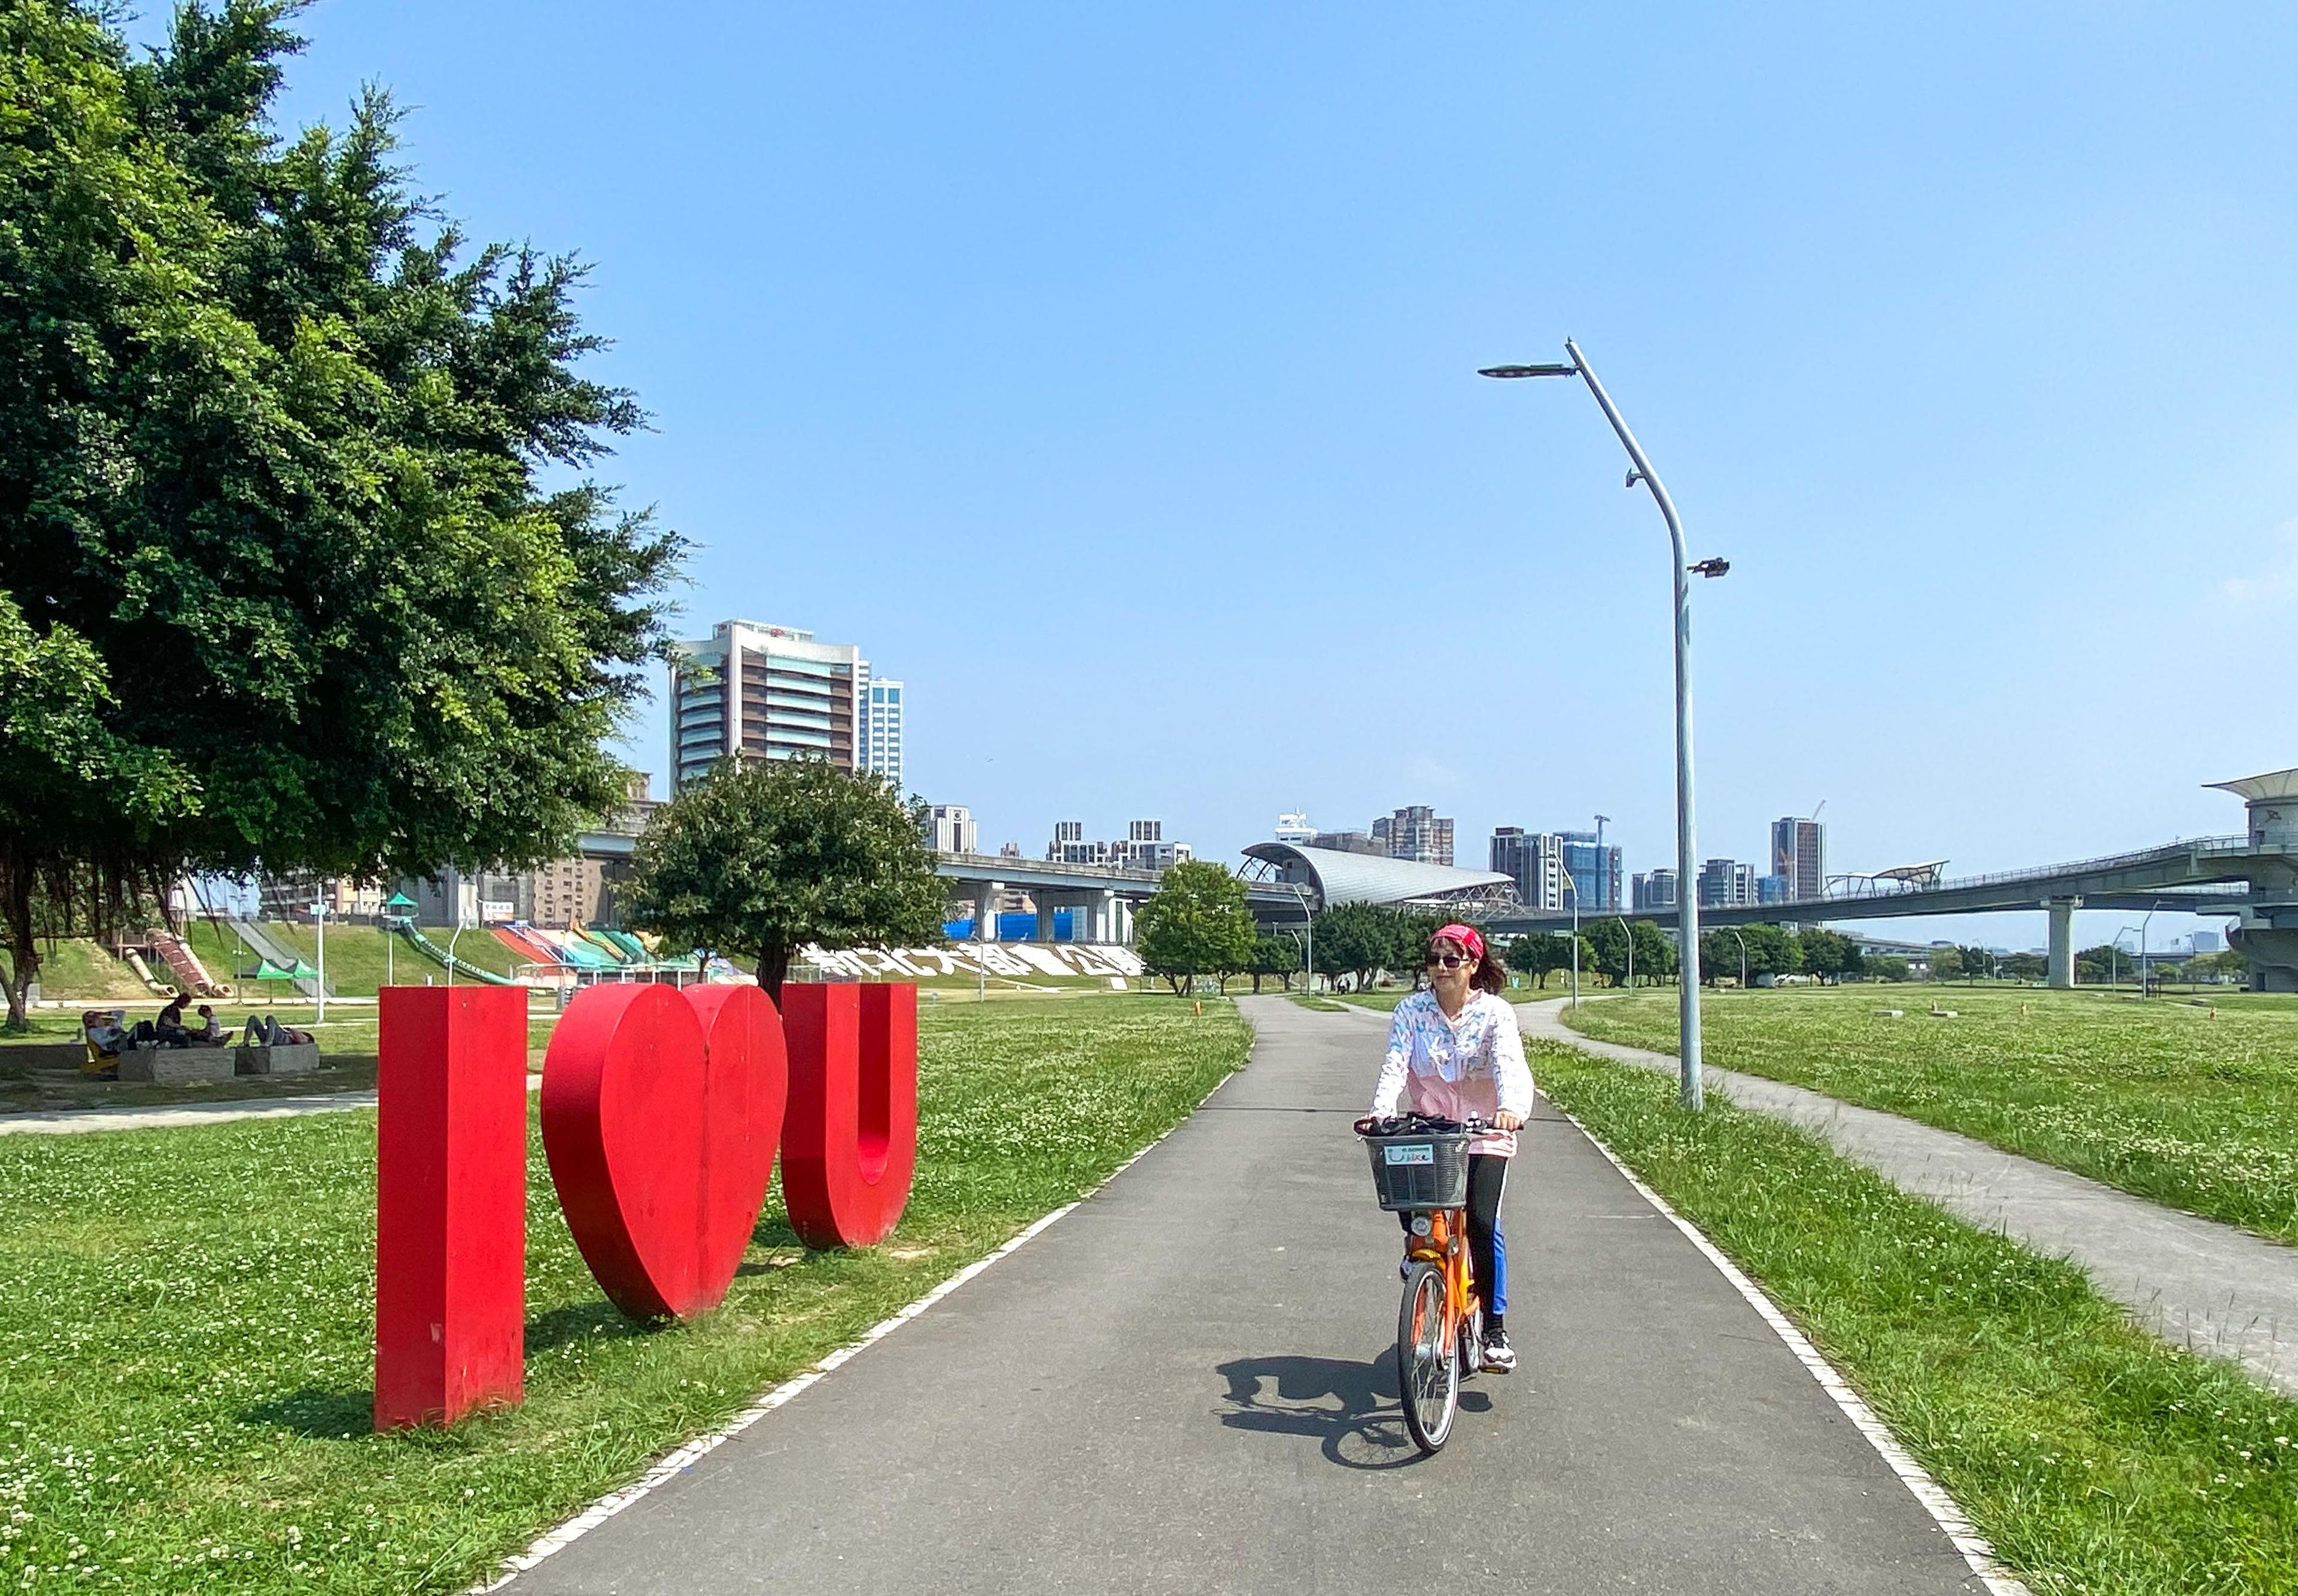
[{"xmin": 1367, "ymin": 923, "xmax": 1533, "ymax": 1372}]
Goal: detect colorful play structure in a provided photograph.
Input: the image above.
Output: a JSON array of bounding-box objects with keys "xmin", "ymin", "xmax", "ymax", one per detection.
[{"xmin": 388, "ymin": 917, "xmax": 703, "ymax": 988}]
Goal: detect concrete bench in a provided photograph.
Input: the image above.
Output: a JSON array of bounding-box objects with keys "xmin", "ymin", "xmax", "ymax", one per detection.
[
  {"xmin": 235, "ymin": 1042, "xmax": 321, "ymax": 1077},
  {"xmin": 115, "ymin": 1046, "xmax": 237, "ymax": 1085}
]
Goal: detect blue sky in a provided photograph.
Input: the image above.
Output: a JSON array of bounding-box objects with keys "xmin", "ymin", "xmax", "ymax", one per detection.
[{"xmin": 143, "ymin": 2, "xmax": 2297, "ymax": 950}]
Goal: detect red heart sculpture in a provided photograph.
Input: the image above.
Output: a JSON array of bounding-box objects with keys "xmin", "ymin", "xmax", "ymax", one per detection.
[{"xmin": 540, "ymin": 983, "xmax": 786, "ymax": 1320}]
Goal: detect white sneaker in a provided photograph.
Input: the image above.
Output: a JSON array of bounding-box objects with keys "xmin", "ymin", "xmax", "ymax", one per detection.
[{"xmin": 1481, "ymin": 1327, "xmax": 1516, "ymax": 1374}]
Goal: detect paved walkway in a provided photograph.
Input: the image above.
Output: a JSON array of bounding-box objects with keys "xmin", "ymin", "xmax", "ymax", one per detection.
[
  {"xmin": 504, "ymin": 996, "xmax": 1989, "ymax": 1595},
  {"xmin": 1500, "ymin": 996, "xmax": 2298, "ymax": 1399}
]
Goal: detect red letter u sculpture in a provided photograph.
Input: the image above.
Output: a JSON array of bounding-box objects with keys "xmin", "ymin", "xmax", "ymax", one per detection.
[{"xmin": 780, "ymin": 983, "xmax": 919, "ymax": 1248}]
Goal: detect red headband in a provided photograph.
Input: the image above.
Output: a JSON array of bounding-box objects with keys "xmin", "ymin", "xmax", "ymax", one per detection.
[{"xmin": 1434, "ymin": 923, "xmax": 1485, "ymax": 962}]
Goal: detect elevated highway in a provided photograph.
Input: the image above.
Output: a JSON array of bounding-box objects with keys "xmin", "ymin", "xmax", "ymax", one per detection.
[{"xmin": 1489, "ymin": 767, "xmax": 2298, "ymax": 992}]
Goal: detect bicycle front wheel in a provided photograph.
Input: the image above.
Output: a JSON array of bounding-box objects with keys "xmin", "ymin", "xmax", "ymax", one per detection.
[{"xmin": 1396, "ymin": 1259, "xmax": 1458, "ymax": 1454}]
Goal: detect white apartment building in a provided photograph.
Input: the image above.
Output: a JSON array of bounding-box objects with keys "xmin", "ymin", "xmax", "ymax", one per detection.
[{"xmin": 671, "ymin": 620, "xmax": 902, "ymax": 791}]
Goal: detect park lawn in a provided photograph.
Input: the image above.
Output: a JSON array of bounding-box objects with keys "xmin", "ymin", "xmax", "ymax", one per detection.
[
  {"xmin": 1561, "ymin": 986, "xmax": 2298, "ymax": 1244},
  {"xmin": 1284, "ymin": 994, "xmax": 1349, "ymax": 1013},
  {"xmin": 0, "ymin": 997, "xmax": 1250, "ymax": 1594},
  {"xmin": 1536, "ymin": 1041, "xmax": 2298, "ymax": 1596}
]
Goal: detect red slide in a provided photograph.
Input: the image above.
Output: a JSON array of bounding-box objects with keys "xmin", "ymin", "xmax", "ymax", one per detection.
[
  {"xmin": 150, "ymin": 929, "xmax": 227, "ymax": 996},
  {"xmin": 492, "ymin": 925, "xmax": 566, "ymax": 968}
]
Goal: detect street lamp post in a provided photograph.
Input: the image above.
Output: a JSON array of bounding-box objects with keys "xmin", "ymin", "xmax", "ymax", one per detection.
[
  {"xmin": 1561, "ymin": 873, "xmax": 1580, "ymax": 1010},
  {"xmin": 1285, "ymin": 883, "xmax": 1317, "ymax": 993},
  {"xmin": 1728, "ymin": 926, "xmax": 1749, "ymax": 990},
  {"xmin": 1483, "ymin": 341, "xmax": 1718, "ymax": 1109},
  {"xmin": 311, "ymin": 894, "xmax": 329, "ymax": 1025},
  {"xmin": 1617, "ymin": 914, "xmax": 1634, "ymax": 992}
]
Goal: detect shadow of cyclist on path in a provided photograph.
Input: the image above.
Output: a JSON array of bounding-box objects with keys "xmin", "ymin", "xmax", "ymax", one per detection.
[{"xmin": 1216, "ymin": 1352, "xmax": 1491, "ymax": 1470}]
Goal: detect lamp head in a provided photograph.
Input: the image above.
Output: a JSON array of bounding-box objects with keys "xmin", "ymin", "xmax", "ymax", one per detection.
[
  {"xmin": 1478, "ymin": 363, "xmax": 1578, "ymax": 379},
  {"xmin": 1689, "ymin": 558, "xmax": 1731, "ymax": 579}
]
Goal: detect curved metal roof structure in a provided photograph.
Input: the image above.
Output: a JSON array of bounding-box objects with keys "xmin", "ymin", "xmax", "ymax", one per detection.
[
  {"xmin": 2209, "ymin": 767, "xmax": 2298, "ymax": 804},
  {"xmin": 1238, "ymin": 843, "xmax": 1517, "ymax": 913}
]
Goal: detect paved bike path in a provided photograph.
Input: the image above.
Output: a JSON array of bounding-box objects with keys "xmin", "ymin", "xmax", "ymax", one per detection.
[{"xmin": 506, "ymin": 996, "xmax": 1986, "ymax": 1595}]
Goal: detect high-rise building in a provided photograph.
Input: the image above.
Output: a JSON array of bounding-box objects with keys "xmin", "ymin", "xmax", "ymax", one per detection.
[
  {"xmin": 1374, "ymin": 806, "xmax": 1454, "ymax": 866},
  {"xmin": 861, "ymin": 677, "xmax": 904, "ymax": 792},
  {"xmin": 1633, "ymin": 869, "xmax": 1679, "ymax": 911},
  {"xmin": 1490, "ymin": 827, "xmax": 1565, "ymax": 911},
  {"xmin": 1273, "ymin": 812, "xmax": 1315, "ymax": 845},
  {"xmin": 1770, "ymin": 816, "xmax": 1826, "ymax": 902},
  {"xmin": 670, "ymin": 620, "xmax": 876, "ymax": 790},
  {"xmin": 1557, "ymin": 831, "xmax": 1624, "ymax": 911},
  {"xmin": 2193, "ymin": 929, "xmax": 2223, "ymax": 954},
  {"xmin": 1698, "ymin": 858, "xmax": 1756, "ymax": 907},
  {"xmin": 1757, "ymin": 873, "xmax": 1791, "ymax": 905},
  {"xmin": 1311, "ymin": 829, "xmax": 1384, "ymax": 855},
  {"xmin": 927, "ymin": 805, "xmax": 978, "ymax": 854}
]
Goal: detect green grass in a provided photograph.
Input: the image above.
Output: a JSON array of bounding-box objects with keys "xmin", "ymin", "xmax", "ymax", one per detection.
[
  {"xmin": 1284, "ymin": 993, "xmax": 1348, "ymax": 1013},
  {"xmin": 0, "ymin": 997, "xmax": 1249, "ymax": 1593},
  {"xmin": 1561, "ymin": 986, "xmax": 2298, "ymax": 1243},
  {"xmin": 1536, "ymin": 1041, "xmax": 2298, "ymax": 1596}
]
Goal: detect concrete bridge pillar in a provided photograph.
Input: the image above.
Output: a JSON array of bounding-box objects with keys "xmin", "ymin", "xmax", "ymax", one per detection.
[
  {"xmin": 1035, "ymin": 892, "xmax": 1063, "ymax": 943},
  {"xmin": 1094, "ymin": 890, "xmax": 1117, "ymax": 945},
  {"xmin": 2045, "ymin": 896, "xmax": 2081, "ymax": 988},
  {"xmin": 979, "ymin": 881, "xmax": 1005, "ymax": 944}
]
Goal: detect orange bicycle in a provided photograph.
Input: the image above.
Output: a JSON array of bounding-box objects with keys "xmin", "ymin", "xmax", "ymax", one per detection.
[{"xmin": 1355, "ymin": 1112, "xmax": 1487, "ymax": 1454}]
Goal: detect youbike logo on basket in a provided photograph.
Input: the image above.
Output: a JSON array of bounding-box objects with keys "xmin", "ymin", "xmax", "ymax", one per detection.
[
  {"xmin": 1385, "ymin": 1144, "xmax": 1436, "ymax": 1166},
  {"xmin": 372, "ymin": 981, "xmax": 919, "ymax": 1430}
]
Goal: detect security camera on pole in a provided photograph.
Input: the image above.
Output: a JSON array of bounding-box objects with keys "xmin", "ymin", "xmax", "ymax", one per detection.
[{"xmin": 1482, "ymin": 341, "xmax": 1727, "ymax": 1109}]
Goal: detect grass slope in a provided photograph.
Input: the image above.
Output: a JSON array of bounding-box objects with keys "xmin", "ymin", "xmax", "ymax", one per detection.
[
  {"xmin": 1563, "ymin": 987, "xmax": 2298, "ymax": 1243},
  {"xmin": 0, "ymin": 997, "xmax": 1250, "ymax": 1593},
  {"xmin": 1537, "ymin": 1042, "xmax": 2298, "ymax": 1596}
]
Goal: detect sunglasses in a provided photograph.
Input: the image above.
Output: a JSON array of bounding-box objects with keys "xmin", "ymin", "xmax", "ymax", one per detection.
[{"xmin": 1424, "ymin": 951, "xmax": 1472, "ymax": 969}]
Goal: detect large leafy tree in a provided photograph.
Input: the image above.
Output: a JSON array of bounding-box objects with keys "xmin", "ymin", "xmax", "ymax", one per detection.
[
  {"xmin": 621, "ymin": 759, "xmax": 948, "ymax": 999},
  {"xmin": 1137, "ymin": 860, "xmax": 1256, "ymax": 997},
  {"xmin": 0, "ymin": 2, "xmax": 682, "ymax": 1025}
]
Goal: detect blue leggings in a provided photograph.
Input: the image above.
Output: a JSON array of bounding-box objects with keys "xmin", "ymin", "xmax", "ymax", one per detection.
[{"xmin": 1399, "ymin": 1153, "xmax": 1509, "ymax": 1317}]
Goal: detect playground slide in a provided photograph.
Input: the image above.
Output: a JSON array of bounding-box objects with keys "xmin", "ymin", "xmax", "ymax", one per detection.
[
  {"xmin": 593, "ymin": 927, "xmax": 653, "ymax": 963},
  {"xmin": 393, "ymin": 922, "xmax": 521, "ymax": 986},
  {"xmin": 533, "ymin": 927, "xmax": 619, "ymax": 969},
  {"xmin": 122, "ymin": 949, "xmax": 175, "ymax": 996},
  {"xmin": 571, "ymin": 925, "xmax": 634, "ymax": 963},
  {"xmin": 225, "ymin": 919, "xmax": 329, "ymax": 1000},
  {"xmin": 491, "ymin": 924, "xmax": 569, "ymax": 968},
  {"xmin": 150, "ymin": 929, "xmax": 229, "ymax": 997}
]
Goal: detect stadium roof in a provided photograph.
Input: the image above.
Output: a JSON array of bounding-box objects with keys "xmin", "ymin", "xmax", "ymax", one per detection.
[
  {"xmin": 1238, "ymin": 843, "xmax": 1517, "ymax": 911},
  {"xmin": 2208, "ymin": 767, "xmax": 2298, "ymax": 804}
]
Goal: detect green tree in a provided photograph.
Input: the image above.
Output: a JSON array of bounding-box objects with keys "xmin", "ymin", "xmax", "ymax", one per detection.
[
  {"xmin": 2001, "ymin": 951, "xmax": 2047, "ymax": 983},
  {"xmin": 1246, "ymin": 932, "xmax": 1300, "ymax": 994},
  {"xmin": 1313, "ymin": 902, "xmax": 1399, "ymax": 992},
  {"xmin": 1957, "ymin": 946, "xmax": 1994, "ymax": 983},
  {"xmin": 0, "ymin": 2, "xmax": 680, "ymax": 1022},
  {"xmin": 1630, "ymin": 919, "xmax": 1677, "ymax": 984},
  {"xmin": 1740, "ymin": 923, "xmax": 1802, "ymax": 982},
  {"xmin": 622, "ymin": 759, "xmax": 947, "ymax": 998},
  {"xmin": 1508, "ymin": 933, "xmax": 1577, "ymax": 989},
  {"xmin": 1138, "ymin": 860, "xmax": 1256, "ymax": 996},
  {"xmin": 1799, "ymin": 929, "xmax": 1853, "ymax": 984},
  {"xmin": 1868, "ymin": 954, "xmax": 1910, "ymax": 983},
  {"xmin": 1584, "ymin": 920, "xmax": 1633, "ymax": 987},
  {"xmin": 1929, "ymin": 946, "xmax": 1965, "ymax": 983}
]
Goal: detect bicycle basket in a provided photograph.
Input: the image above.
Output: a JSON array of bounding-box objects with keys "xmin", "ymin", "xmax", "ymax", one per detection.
[{"xmin": 1363, "ymin": 1128, "xmax": 1473, "ymax": 1211}]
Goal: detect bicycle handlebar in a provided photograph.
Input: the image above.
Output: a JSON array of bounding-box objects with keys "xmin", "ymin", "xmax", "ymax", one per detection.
[{"xmin": 1352, "ymin": 1111, "xmax": 1490, "ymax": 1138}]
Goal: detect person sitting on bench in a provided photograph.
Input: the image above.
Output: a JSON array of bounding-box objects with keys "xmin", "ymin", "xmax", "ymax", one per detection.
[
  {"xmin": 154, "ymin": 997, "xmax": 194, "ymax": 1048},
  {"xmin": 82, "ymin": 1010, "xmax": 127, "ymax": 1059},
  {"xmin": 189, "ymin": 1005, "xmax": 230, "ymax": 1047}
]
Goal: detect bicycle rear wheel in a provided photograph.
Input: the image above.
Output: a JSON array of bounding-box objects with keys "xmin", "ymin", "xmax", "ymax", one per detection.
[{"xmin": 1396, "ymin": 1260, "xmax": 1458, "ymax": 1454}]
